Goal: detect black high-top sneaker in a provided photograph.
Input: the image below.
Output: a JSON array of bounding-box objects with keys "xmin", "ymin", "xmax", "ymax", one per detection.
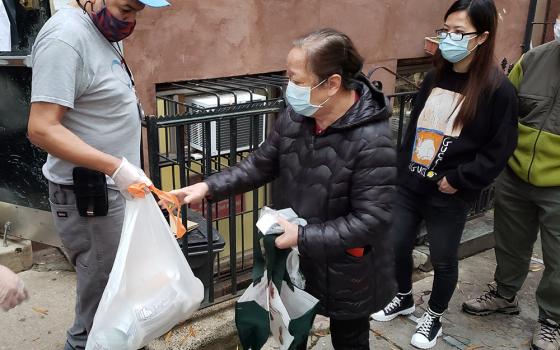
[
  {"xmin": 411, "ymin": 308, "xmax": 443, "ymax": 349},
  {"xmin": 371, "ymin": 291, "xmax": 415, "ymax": 322}
]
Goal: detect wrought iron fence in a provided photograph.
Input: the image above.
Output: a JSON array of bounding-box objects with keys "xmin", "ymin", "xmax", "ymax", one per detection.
[
  {"xmin": 142, "ymin": 75, "xmax": 494, "ymax": 307},
  {"xmin": 143, "ymin": 74, "xmax": 285, "ymax": 306}
]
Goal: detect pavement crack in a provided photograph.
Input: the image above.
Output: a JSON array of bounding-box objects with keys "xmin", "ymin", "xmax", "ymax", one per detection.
[{"xmin": 371, "ymin": 328, "xmax": 404, "ymax": 349}]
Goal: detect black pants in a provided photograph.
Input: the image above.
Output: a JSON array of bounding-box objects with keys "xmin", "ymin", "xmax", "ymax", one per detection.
[
  {"xmin": 297, "ymin": 317, "xmax": 370, "ymax": 350},
  {"xmin": 392, "ymin": 186, "xmax": 470, "ymax": 314},
  {"xmin": 331, "ymin": 317, "xmax": 370, "ymax": 349}
]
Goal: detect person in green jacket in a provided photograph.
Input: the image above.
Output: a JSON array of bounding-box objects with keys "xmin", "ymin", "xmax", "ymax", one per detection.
[{"xmin": 462, "ymin": 14, "xmax": 560, "ymax": 350}]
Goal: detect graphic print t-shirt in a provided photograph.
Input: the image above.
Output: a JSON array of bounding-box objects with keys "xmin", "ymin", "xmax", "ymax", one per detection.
[
  {"xmin": 397, "ymin": 69, "xmax": 519, "ymax": 200},
  {"xmin": 409, "ymin": 86, "xmax": 464, "ymax": 180}
]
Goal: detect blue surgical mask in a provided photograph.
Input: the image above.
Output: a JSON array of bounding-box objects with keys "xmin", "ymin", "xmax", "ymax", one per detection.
[
  {"xmin": 439, "ymin": 35, "xmax": 478, "ymax": 63},
  {"xmin": 285, "ymin": 79, "xmax": 329, "ymax": 117}
]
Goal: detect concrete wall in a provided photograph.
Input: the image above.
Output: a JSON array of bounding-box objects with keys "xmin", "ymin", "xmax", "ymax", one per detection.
[{"xmin": 124, "ymin": 0, "xmax": 531, "ymax": 115}]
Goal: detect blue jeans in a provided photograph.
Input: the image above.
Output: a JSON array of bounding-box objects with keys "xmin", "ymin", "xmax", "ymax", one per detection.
[{"xmin": 392, "ymin": 186, "xmax": 470, "ymax": 314}]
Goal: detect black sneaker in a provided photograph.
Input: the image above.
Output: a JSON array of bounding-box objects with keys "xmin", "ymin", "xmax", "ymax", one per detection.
[
  {"xmin": 371, "ymin": 291, "xmax": 415, "ymax": 322},
  {"xmin": 411, "ymin": 308, "xmax": 443, "ymax": 349}
]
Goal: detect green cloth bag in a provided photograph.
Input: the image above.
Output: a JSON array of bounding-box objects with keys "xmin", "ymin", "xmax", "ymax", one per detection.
[
  {"xmin": 235, "ymin": 274, "xmax": 271, "ymax": 349},
  {"xmin": 235, "ymin": 232, "xmax": 270, "ymax": 350},
  {"xmin": 236, "ymin": 233, "xmax": 319, "ymax": 350}
]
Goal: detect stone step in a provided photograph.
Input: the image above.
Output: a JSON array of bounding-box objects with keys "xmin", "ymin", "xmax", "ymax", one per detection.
[
  {"xmin": 0, "ymin": 238, "xmax": 33, "ymax": 273},
  {"xmin": 414, "ymin": 211, "xmax": 495, "ymax": 272}
]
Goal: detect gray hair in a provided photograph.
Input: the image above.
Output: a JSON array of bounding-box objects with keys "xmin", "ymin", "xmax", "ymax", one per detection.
[{"xmin": 293, "ymin": 28, "xmax": 364, "ymax": 89}]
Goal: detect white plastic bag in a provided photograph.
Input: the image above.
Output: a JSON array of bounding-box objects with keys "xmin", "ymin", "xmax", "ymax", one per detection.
[
  {"xmin": 256, "ymin": 207, "xmax": 307, "ymax": 290},
  {"xmin": 86, "ymin": 193, "xmax": 204, "ymax": 350},
  {"xmin": 286, "ymin": 249, "xmax": 305, "ymax": 290},
  {"xmin": 256, "ymin": 207, "xmax": 307, "ymax": 236}
]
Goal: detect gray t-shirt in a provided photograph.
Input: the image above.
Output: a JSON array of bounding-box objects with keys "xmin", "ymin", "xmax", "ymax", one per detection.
[{"xmin": 31, "ymin": 7, "xmax": 141, "ymax": 186}]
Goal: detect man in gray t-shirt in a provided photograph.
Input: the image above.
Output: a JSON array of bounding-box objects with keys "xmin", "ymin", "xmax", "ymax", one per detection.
[{"xmin": 27, "ymin": 1, "xmax": 169, "ymax": 349}]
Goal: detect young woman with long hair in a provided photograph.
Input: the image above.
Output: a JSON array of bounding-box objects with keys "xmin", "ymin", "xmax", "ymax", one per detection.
[{"xmin": 371, "ymin": 1, "xmax": 518, "ymax": 348}]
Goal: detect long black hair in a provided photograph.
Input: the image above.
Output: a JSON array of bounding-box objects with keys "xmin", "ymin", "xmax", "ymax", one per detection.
[{"xmin": 434, "ymin": 0, "xmax": 502, "ymax": 129}]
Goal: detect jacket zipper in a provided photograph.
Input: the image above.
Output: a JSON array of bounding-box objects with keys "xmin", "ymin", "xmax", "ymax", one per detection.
[{"xmin": 526, "ymin": 85, "xmax": 560, "ymax": 183}]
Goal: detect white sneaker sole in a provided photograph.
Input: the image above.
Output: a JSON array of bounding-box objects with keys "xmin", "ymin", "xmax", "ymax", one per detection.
[
  {"xmin": 410, "ymin": 327, "xmax": 443, "ymax": 349},
  {"xmin": 371, "ymin": 305, "xmax": 416, "ymax": 322}
]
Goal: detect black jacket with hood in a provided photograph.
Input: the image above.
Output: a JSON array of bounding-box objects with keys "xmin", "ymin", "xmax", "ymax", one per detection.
[{"xmin": 206, "ymin": 75, "xmax": 397, "ymax": 319}]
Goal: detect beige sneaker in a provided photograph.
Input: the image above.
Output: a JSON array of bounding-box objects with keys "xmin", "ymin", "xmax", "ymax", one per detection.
[
  {"xmin": 532, "ymin": 319, "xmax": 560, "ymax": 350},
  {"xmin": 462, "ymin": 284, "xmax": 520, "ymax": 316}
]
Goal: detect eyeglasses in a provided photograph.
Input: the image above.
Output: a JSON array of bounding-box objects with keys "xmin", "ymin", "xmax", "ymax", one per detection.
[{"xmin": 435, "ymin": 29, "xmax": 478, "ymax": 41}]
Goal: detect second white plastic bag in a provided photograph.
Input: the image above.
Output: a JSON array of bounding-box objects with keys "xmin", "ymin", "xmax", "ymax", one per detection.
[{"xmin": 86, "ymin": 193, "xmax": 204, "ymax": 350}]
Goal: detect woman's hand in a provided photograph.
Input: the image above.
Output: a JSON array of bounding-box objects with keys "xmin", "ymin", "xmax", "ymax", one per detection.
[
  {"xmin": 438, "ymin": 176, "xmax": 458, "ymax": 194},
  {"xmin": 163, "ymin": 182, "xmax": 209, "ymax": 206},
  {"xmin": 275, "ymin": 216, "xmax": 299, "ymax": 249}
]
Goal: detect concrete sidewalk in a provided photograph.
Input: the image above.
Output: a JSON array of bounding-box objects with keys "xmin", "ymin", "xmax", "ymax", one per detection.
[
  {"xmin": 0, "ymin": 240, "xmax": 545, "ymax": 350},
  {"xmin": 0, "ymin": 248, "xmax": 75, "ymax": 350},
  {"xmin": 306, "ymin": 242, "xmax": 544, "ymax": 350}
]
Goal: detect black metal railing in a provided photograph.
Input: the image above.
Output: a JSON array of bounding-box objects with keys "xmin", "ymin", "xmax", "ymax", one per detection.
[
  {"xmin": 142, "ymin": 76, "xmax": 494, "ymax": 307},
  {"xmin": 386, "ymin": 91, "xmax": 417, "ymax": 149},
  {"xmin": 144, "ymin": 74, "xmax": 286, "ymax": 306}
]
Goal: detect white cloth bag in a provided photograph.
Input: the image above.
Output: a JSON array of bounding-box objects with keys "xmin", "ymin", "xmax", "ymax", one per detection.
[{"xmin": 86, "ymin": 193, "xmax": 204, "ymax": 350}]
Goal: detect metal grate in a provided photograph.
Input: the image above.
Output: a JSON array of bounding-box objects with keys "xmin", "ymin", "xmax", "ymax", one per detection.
[
  {"xmin": 144, "ymin": 73, "xmax": 287, "ymax": 305},
  {"xmin": 154, "ymin": 74, "xmax": 286, "ymax": 125}
]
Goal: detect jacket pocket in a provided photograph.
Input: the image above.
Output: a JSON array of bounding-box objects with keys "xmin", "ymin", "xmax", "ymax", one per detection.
[
  {"xmin": 518, "ymin": 93, "xmax": 548, "ymax": 121},
  {"xmin": 327, "ymin": 251, "xmax": 373, "ymax": 302}
]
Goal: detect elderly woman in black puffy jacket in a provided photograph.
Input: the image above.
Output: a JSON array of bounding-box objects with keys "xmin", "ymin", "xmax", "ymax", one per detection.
[{"xmin": 170, "ymin": 28, "xmax": 396, "ymax": 350}]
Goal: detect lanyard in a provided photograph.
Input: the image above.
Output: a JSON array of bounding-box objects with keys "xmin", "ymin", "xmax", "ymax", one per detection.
[
  {"xmin": 110, "ymin": 42, "xmax": 144, "ymax": 121},
  {"xmin": 110, "ymin": 42, "xmax": 135, "ymax": 87}
]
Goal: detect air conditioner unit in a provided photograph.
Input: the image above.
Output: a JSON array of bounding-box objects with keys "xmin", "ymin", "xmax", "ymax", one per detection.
[{"xmin": 184, "ymin": 91, "xmax": 267, "ymax": 156}]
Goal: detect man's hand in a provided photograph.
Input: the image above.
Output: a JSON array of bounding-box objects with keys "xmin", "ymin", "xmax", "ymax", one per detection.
[
  {"xmin": 111, "ymin": 157, "xmax": 152, "ymax": 198},
  {"xmin": 275, "ymin": 216, "xmax": 299, "ymax": 249},
  {"xmin": 0, "ymin": 265, "xmax": 28, "ymax": 312},
  {"xmin": 438, "ymin": 176, "xmax": 458, "ymax": 194},
  {"xmin": 167, "ymin": 182, "xmax": 210, "ymax": 206}
]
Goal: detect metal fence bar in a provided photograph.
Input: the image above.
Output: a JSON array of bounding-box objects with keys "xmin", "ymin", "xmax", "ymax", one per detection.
[
  {"xmin": 397, "ymin": 97, "xmax": 406, "ymax": 149},
  {"xmin": 251, "ymin": 114, "xmax": 260, "ymax": 284},
  {"xmin": 152, "ymin": 103, "xmax": 284, "ymax": 127},
  {"xmin": 228, "ymin": 117, "xmax": 238, "ymax": 295},
  {"xmin": 146, "ymin": 117, "xmax": 161, "ymax": 188},
  {"xmin": 522, "ymin": 0, "xmax": 539, "ymax": 53},
  {"xmin": 203, "ymin": 120, "xmax": 215, "ymax": 303},
  {"xmin": 176, "ymin": 125, "xmax": 188, "ymax": 252}
]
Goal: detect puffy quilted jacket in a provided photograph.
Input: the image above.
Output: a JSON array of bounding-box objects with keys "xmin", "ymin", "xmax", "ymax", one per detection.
[{"xmin": 205, "ymin": 75, "xmax": 397, "ymax": 319}]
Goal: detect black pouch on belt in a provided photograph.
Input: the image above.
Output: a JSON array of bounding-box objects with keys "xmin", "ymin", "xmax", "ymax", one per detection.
[{"xmin": 72, "ymin": 167, "xmax": 109, "ymax": 217}]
